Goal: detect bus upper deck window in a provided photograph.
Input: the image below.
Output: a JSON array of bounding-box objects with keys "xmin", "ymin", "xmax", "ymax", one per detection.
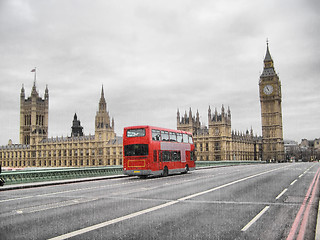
[
  {"xmin": 188, "ymin": 135, "xmax": 193, "ymax": 144},
  {"xmin": 169, "ymin": 132, "xmax": 177, "ymax": 142},
  {"xmin": 152, "ymin": 129, "xmax": 161, "ymax": 141},
  {"xmin": 177, "ymin": 133, "xmax": 183, "ymax": 143},
  {"xmin": 161, "ymin": 131, "xmax": 169, "ymax": 141},
  {"xmin": 183, "ymin": 134, "xmax": 188, "ymax": 143}
]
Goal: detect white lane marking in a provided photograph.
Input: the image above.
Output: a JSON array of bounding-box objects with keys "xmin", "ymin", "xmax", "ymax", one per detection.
[
  {"xmin": 178, "ymin": 167, "xmax": 284, "ymax": 201},
  {"xmin": 299, "ymin": 174, "xmax": 303, "ymax": 178},
  {"xmin": 275, "ymin": 188, "xmax": 288, "ymax": 200},
  {"xmin": 16, "ymin": 198, "xmax": 98, "ymax": 214},
  {"xmin": 0, "ymin": 195, "xmax": 34, "ymax": 203},
  {"xmin": 241, "ymin": 206, "xmax": 270, "ymax": 232},
  {"xmin": 49, "ymin": 166, "xmax": 287, "ymax": 240},
  {"xmin": 290, "ymin": 179, "xmax": 297, "ymax": 186},
  {"xmin": 48, "ymin": 200, "xmax": 179, "ymax": 240}
]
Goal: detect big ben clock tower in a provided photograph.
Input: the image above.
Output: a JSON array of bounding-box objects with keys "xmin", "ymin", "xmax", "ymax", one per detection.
[{"xmin": 259, "ymin": 42, "xmax": 285, "ymax": 162}]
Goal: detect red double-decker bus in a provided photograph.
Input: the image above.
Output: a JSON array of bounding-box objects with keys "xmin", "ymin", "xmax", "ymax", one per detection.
[{"xmin": 123, "ymin": 126, "xmax": 195, "ymax": 178}]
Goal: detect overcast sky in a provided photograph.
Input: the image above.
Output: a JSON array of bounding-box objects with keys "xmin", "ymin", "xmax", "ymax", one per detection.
[{"xmin": 0, "ymin": 0, "xmax": 319, "ymax": 145}]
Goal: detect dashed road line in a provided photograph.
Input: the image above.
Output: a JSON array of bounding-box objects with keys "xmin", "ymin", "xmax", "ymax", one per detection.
[
  {"xmin": 276, "ymin": 188, "xmax": 288, "ymax": 200},
  {"xmin": 290, "ymin": 179, "xmax": 297, "ymax": 186},
  {"xmin": 241, "ymin": 206, "xmax": 270, "ymax": 232}
]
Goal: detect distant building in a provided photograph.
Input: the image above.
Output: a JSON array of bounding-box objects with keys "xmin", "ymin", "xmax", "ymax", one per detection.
[
  {"xmin": 299, "ymin": 138, "xmax": 320, "ymax": 161},
  {"xmin": 177, "ymin": 106, "xmax": 262, "ymax": 161},
  {"xmin": 0, "ymin": 85, "xmax": 122, "ymax": 168}
]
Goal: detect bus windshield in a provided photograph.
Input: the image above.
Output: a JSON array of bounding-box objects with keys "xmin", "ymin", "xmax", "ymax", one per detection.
[{"xmin": 124, "ymin": 144, "xmax": 149, "ymax": 156}]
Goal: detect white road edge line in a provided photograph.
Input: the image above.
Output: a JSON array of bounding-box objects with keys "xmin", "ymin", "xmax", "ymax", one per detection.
[
  {"xmin": 275, "ymin": 188, "xmax": 288, "ymax": 200},
  {"xmin": 48, "ymin": 166, "xmax": 287, "ymax": 240},
  {"xmin": 241, "ymin": 206, "xmax": 270, "ymax": 232}
]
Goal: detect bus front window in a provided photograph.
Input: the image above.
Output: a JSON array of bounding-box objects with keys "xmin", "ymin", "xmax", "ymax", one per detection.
[
  {"xmin": 127, "ymin": 128, "xmax": 146, "ymax": 137},
  {"xmin": 124, "ymin": 144, "xmax": 149, "ymax": 156}
]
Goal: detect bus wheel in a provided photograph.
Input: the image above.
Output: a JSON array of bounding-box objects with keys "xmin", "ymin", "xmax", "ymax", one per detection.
[
  {"xmin": 182, "ymin": 165, "xmax": 189, "ymax": 174},
  {"xmin": 162, "ymin": 167, "xmax": 168, "ymax": 177}
]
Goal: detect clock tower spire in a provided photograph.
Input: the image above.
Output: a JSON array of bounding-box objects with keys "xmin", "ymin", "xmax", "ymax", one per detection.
[{"xmin": 259, "ymin": 41, "xmax": 285, "ymax": 162}]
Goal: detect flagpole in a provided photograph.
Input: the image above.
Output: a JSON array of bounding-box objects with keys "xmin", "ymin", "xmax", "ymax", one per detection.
[
  {"xmin": 31, "ymin": 67, "xmax": 37, "ymax": 86},
  {"xmin": 34, "ymin": 67, "xmax": 37, "ymax": 85}
]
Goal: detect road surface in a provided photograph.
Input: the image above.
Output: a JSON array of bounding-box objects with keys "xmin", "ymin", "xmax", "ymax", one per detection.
[{"xmin": 0, "ymin": 162, "xmax": 319, "ymax": 239}]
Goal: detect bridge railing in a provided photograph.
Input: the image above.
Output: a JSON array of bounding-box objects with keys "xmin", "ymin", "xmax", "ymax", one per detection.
[
  {"xmin": 196, "ymin": 160, "xmax": 266, "ymax": 168},
  {"xmin": 0, "ymin": 166, "xmax": 123, "ymax": 185},
  {"xmin": 0, "ymin": 160, "xmax": 266, "ymax": 185}
]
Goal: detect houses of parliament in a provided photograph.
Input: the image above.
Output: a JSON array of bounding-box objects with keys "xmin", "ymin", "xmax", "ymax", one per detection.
[{"xmin": 0, "ymin": 43, "xmax": 284, "ymax": 168}]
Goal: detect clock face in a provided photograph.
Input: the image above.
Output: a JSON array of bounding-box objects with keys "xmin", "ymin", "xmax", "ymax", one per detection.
[{"xmin": 263, "ymin": 85, "xmax": 273, "ymax": 95}]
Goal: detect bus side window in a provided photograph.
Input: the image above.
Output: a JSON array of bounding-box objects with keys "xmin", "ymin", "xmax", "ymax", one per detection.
[
  {"xmin": 152, "ymin": 129, "xmax": 161, "ymax": 141},
  {"xmin": 161, "ymin": 131, "xmax": 169, "ymax": 141},
  {"xmin": 169, "ymin": 132, "xmax": 177, "ymax": 142},
  {"xmin": 183, "ymin": 134, "xmax": 188, "ymax": 143},
  {"xmin": 172, "ymin": 151, "xmax": 181, "ymax": 161},
  {"xmin": 159, "ymin": 151, "xmax": 162, "ymax": 162},
  {"xmin": 162, "ymin": 151, "xmax": 171, "ymax": 162},
  {"xmin": 188, "ymin": 135, "xmax": 193, "ymax": 144},
  {"xmin": 153, "ymin": 150, "xmax": 157, "ymax": 162},
  {"xmin": 177, "ymin": 133, "xmax": 183, "ymax": 143}
]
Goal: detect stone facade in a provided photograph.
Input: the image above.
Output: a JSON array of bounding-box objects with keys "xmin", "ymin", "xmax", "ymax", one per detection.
[
  {"xmin": 0, "ymin": 85, "xmax": 123, "ymax": 168},
  {"xmin": 177, "ymin": 107, "xmax": 262, "ymax": 161}
]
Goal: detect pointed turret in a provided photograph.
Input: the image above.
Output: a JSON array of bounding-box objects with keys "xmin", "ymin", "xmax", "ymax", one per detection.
[
  {"xmin": 99, "ymin": 85, "xmax": 107, "ymax": 112},
  {"xmin": 45, "ymin": 85, "xmax": 49, "ymax": 100},
  {"xmin": 189, "ymin": 108, "xmax": 192, "ymax": 120},
  {"xmin": 31, "ymin": 80, "xmax": 38, "ymax": 97},
  {"xmin": 20, "ymin": 84, "xmax": 25, "ymax": 99},
  {"xmin": 214, "ymin": 108, "xmax": 218, "ymax": 121},
  {"xmin": 95, "ymin": 86, "xmax": 115, "ymax": 141},
  {"xmin": 208, "ymin": 105, "xmax": 212, "ymax": 122},
  {"xmin": 264, "ymin": 42, "xmax": 273, "ymax": 62},
  {"xmin": 261, "ymin": 41, "xmax": 276, "ymax": 77},
  {"xmin": 196, "ymin": 109, "xmax": 200, "ymax": 123}
]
